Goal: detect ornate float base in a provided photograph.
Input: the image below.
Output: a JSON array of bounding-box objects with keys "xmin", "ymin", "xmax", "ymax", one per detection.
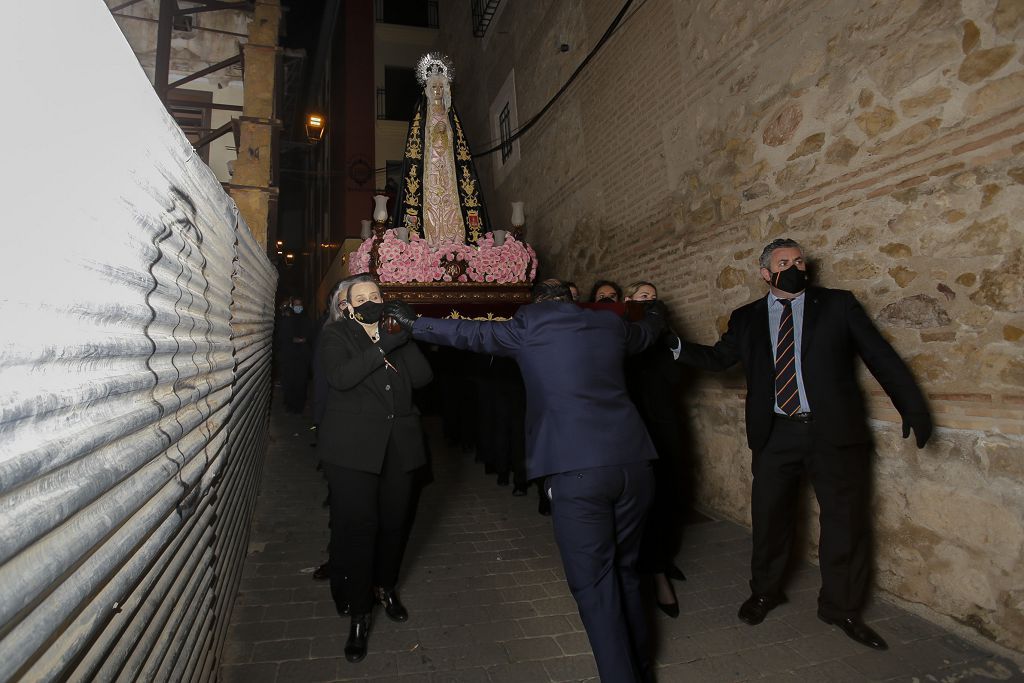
[{"xmin": 381, "ymin": 282, "xmax": 531, "ymax": 319}]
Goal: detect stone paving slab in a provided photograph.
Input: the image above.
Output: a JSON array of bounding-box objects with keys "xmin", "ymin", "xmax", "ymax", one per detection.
[{"xmin": 220, "ymin": 402, "xmax": 1024, "ymax": 682}]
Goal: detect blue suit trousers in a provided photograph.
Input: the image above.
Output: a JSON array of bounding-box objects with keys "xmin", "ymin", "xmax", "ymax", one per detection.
[{"xmin": 547, "ymin": 460, "xmax": 655, "ymax": 682}]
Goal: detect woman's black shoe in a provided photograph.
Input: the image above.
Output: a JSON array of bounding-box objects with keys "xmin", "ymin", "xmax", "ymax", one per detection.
[
  {"xmin": 376, "ymin": 587, "xmax": 409, "ymax": 622},
  {"xmin": 344, "ymin": 614, "xmax": 370, "ymax": 662},
  {"xmin": 667, "ymin": 563, "xmax": 687, "ymax": 581},
  {"xmin": 538, "ymin": 495, "xmax": 551, "ymax": 516},
  {"xmin": 312, "ymin": 563, "xmax": 329, "ymax": 581},
  {"xmin": 656, "ymin": 600, "xmax": 680, "ymax": 618}
]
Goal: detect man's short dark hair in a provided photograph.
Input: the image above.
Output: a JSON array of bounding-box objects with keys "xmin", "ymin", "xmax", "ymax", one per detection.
[
  {"xmin": 532, "ymin": 280, "xmax": 572, "ymax": 303},
  {"xmin": 759, "ymin": 238, "xmax": 803, "ymax": 269}
]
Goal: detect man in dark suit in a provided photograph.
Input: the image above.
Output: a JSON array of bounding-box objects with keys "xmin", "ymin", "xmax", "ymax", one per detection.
[
  {"xmin": 387, "ymin": 282, "xmax": 664, "ymax": 682},
  {"xmin": 672, "ymin": 238, "xmax": 932, "ymax": 650}
]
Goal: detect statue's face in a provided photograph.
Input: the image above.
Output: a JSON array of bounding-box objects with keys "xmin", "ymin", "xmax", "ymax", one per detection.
[{"xmin": 428, "ymin": 79, "xmax": 444, "ymax": 103}]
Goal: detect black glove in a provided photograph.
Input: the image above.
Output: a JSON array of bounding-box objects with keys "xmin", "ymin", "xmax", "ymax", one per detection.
[
  {"xmin": 661, "ymin": 329, "xmax": 681, "ymax": 351},
  {"xmin": 378, "ymin": 327, "xmax": 409, "ymax": 354},
  {"xmin": 901, "ymin": 412, "xmax": 933, "ymax": 449},
  {"xmin": 642, "ymin": 300, "xmax": 669, "ymax": 319},
  {"xmin": 642, "ymin": 300, "xmax": 668, "ymax": 336},
  {"xmin": 383, "ymin": 300, "xmax": 417, "ymax": 333}
]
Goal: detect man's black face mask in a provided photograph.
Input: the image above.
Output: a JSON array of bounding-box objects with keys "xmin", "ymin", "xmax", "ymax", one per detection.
[
  {"xmin": 352, "ymin": 300, "xmax": 384, "ymax": 323},
  {"xmin": 770, "ymin": 265, "xmax": 809, "ymax": 294}
]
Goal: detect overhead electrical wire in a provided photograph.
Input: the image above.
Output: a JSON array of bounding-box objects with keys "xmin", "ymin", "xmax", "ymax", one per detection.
[{"xmin": 471, "ymin": 0, "xmax": 636, "ymax": 158}]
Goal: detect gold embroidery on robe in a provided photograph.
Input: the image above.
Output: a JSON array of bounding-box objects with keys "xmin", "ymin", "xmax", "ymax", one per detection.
[
  {"xmin": 454, "ymin": 118, "xmax": 471, "ymax": 162},
  {"xmin": 405, "ymin": 111, "xmax": 422, "ymax": 160},
  {"xmin": 403, "ymin": 165, "xmax": 420, "ymax": 207},
  {"xmin": 460, "ymin": 167, "xmax": 479, "ymax": 206}
]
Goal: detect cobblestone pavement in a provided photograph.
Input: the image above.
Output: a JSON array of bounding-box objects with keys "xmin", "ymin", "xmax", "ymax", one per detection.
[{"xmin": 220, "ymin": 403, "xmax": 1024, "ymax": 682}]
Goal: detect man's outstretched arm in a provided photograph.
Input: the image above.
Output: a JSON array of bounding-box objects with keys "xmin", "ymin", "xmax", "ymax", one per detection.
[{"xmin": 385, "ymin": 301, "xmax": 526, "ymax": 357}]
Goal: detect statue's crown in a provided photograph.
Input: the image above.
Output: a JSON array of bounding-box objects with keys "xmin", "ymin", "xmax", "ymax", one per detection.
[{"xmin": 416, "ymin": 53, "xmax": 454, "ymax": 85}]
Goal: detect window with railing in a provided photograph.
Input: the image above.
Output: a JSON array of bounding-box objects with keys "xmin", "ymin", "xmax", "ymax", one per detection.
[
  {"xmin": 489, "ymin": 69, "xmax": 519, "ymax": 182},
  {"xmin": 375, "ymin": 0, "xmax": 439, "ymax": 29}
]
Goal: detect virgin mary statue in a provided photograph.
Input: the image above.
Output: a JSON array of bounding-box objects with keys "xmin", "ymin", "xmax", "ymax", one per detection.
[{"xmin": 391, "ymin": 54, "xmax": 491, "ymax": 246}]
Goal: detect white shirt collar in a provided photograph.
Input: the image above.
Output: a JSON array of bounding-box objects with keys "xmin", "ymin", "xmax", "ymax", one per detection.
[{"xmin": 768, "ymin": 290, "xmax": 806, "ymax": 306}]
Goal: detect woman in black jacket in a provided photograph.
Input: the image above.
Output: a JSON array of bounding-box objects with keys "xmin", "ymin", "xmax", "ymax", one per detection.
[
  {"xmin": 623, "ymin": 281, "xmax": 688, "ymax": 618},
  {"xmin": 317, "ymin": 274, "xmax": 433, "ymax": 663}
]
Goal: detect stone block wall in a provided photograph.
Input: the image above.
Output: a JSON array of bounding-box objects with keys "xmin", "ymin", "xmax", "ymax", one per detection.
[{"xmin": 436, "ymin": 0, "xmax": 1024, "ymax": 649}]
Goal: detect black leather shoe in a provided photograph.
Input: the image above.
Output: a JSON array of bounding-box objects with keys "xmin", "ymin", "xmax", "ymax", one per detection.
[
  {"xmin": 376, "ymin": 587, "xmax": 408, "ymax": 622},
  {"xmin": 819, "ymin": 614, "xmax": 889, "ymax": 650},
  {"xmin": 344, "ymin": 613, "xmax": 370, "ymax": 662},
  {"xmin": 538, "ymin": 495, "xmax": 551, "ymax": 516},
  {"xmin": 656, "ymin": 600, "xmax": 680, "ymax": 618},
  {"xmin": 312, "ymin": 562, "xmax": 329, "ymax": 581},
  {"xmin": 738, "ymin": 593, "xmax": 787, "ymax": 625},
  {"xmin": 666, "ymin": 563, "xmax": 687, "ymax": 582},
  {"xmin": 512, "ymin": 485, "xmax": 528, "ymax": 496}
]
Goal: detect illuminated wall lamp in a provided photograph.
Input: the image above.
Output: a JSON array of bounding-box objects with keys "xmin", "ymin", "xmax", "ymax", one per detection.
[{"xmin": 305, "ymin": 114, "xmax": 325, "ymax": 143}]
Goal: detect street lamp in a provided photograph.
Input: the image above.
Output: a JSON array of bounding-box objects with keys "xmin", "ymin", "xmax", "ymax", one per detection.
[{"xmin": 305, "ymin": 114, "xmax": 325, "ymax": 143}]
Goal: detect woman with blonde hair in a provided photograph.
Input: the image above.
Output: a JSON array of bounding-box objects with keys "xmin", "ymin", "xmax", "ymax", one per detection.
[
  {"xmin": 623, "ymin": 280, "xmax": 688, "ymax": 618},
  {"xmin": 317, "ymin": 274, "xmax": 433, "ymax": 662}
]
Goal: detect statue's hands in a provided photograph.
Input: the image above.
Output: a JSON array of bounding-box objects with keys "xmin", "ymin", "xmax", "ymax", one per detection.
[
  {"xmin": 901, "ymin": 412, "xmax": 933, "ymax": 449},
  {"xmin": 383, "ymin": 301, "xmax": 417, "ymax": 333}
]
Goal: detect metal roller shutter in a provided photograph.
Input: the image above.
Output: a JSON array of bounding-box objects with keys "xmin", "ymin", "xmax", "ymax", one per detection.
[{"xmin": 0, "ymin": 2, "xmax": 277, "ymax": 680}]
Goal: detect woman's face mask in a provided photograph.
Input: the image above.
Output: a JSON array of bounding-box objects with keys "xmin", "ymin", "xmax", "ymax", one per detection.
[
  {"xmin": 352, "ymin": 300, "xmax": 384, "ymax": 324},
  {"xmin": 346, "ymin": 282, "xmax": 383, "ymax": 322}
]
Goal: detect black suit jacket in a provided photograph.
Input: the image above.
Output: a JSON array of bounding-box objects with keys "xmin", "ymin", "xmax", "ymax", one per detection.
[
  {"xmin": 317, "ymin": 319, "xmax": 433, "ymax": 473},
  {"xmin": 677, "ymin": 287, "xmax": 928, "ymax": 452}
]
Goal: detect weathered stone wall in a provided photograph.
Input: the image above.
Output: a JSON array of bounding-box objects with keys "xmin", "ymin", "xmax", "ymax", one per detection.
[{"xmin": 437, "ymin": 0, "xmax": 1024, "ymax": 650}]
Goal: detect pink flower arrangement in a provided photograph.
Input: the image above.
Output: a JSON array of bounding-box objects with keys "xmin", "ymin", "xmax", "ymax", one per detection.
[
  {"xmin": 348, "ymin": 230, "xmax": 537, "ymax": 284},
  {"xmin": 466, "ymin": 233, "xmax": 537, "ymax": 283}
]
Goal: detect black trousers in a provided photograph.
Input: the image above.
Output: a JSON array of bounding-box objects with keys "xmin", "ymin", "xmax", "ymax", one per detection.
[
  {"xmin": 323, "ymin": 443, "xmax": 416, "ymax": 615},
  {"xmin": 637, "ymin": 419, "xmax": 685, "ymax": 574},
  {"xmin": 548, "ymin": 461, "xmax": 655, "ymax": 683},
  {"xmin": 751, "ymin": 418, "xmax": 871, "ymax": 619},
  {"xmin": 281, "ymin": 350, "xmax": 309, "ymax": 413},
  {"xmin": 477, "ymin": 373, "xmax": 527, "ymax": 487}
]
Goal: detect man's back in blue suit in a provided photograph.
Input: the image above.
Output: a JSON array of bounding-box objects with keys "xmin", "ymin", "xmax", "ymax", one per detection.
[{"xmin": 412, "ymin": 300, "xmax": 658, "ymax": 479}]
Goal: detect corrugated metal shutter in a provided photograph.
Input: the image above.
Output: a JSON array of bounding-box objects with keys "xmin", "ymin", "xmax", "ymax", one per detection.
[{"xmin": 0, "ymin": 2, "xmax": 277, "ymax": 681}]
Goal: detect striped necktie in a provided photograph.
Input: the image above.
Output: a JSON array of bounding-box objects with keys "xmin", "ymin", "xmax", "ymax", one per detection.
[{"xmin": 775, "ymin": 299, "xmax": 800, "ymax": 416}]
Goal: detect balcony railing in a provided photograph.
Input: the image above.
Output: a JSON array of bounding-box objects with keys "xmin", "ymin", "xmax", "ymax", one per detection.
[{"xmin": 471, "ymin": 0, "xmax": 500, "ymax": 37}]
